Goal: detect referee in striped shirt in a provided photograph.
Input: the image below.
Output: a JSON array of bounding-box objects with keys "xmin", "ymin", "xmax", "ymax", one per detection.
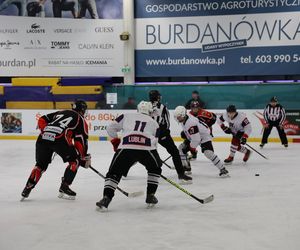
[
  {"xmin": 260, "ymin": 96, "xmax": 288, "ymax": 148},
  {"xmin": 149, "ymin": 90, "xmax": 192, "ymax": 182}
]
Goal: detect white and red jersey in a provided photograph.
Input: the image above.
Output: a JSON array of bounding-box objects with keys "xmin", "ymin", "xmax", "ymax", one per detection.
[
  {"xmin": 181, "ymin": 114, "xmax": 212, "ymax": 149},
  {"xmin": 107, "ymin": 112, "xmax": 159, "ymax": 150},
  {"xmin": 218, "ymin": 112, "xmax": 252, "ymax": 137}
]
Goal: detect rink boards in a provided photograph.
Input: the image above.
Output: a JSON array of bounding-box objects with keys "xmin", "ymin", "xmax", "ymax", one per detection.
[{"xmin": 0, "ymin": 109, "xmax": 299, "ymax": 142}]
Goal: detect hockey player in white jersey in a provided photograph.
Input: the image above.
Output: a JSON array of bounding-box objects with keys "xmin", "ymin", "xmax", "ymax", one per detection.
[
  {"xmin": 96, "ymin": 101, "xmax": 162, "ymax": 210},
  {"xmin": 218, "ymin": 105, "xmax": 252, "ymax": 164},
  {"xmin": 174, "ymin": 106, "xmax": 229, "ymax": 177}
]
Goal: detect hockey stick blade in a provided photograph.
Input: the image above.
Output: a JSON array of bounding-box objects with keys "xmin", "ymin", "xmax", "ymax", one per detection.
[
  {"xmin": 90, "ymin": 166, "xmax": 144, "ymax": 198},
  {"xmin": 161, "ymin": 174, "xmax": 214, "ymax": 204},
  {"xmin": 201, "ymin": 194, "xmax": 214, "ymax": 204},
  {"xmin": 127, "ymin": 191, "xmax": 144, "ymax": 198}
]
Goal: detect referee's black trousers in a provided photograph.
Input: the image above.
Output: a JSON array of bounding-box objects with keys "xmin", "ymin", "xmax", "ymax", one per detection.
[
  {"xmin": 261, "ymin": 122, "xmax": 288, "ymax": 145},
  {"xmin": 159, "ymin": 133, "xmax": 184, "ymax": 175}
]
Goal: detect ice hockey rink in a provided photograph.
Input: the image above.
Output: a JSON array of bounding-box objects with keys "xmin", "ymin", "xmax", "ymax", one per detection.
[{"xmin": 0, "ymin": 140, "xmax": 299, "ymax": 250}]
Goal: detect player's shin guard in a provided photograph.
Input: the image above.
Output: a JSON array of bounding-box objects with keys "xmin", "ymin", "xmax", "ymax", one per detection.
[
  {"xmin": 204, "ymin": 150, "xmax": 223, "ymax": 170},
  {"xmin": 146, "ymin": 173, "xmax": 160, "ymax": 206},
  {"xmin": 103, "ymin": 173, "xmax": 122, "ymax": 200},
  {"xmin": 178, "ymin": 143, "xmax": 191, "ymax": 172},
  {"xmin": 238, "ymin": 145, "xmax": 248, "ymax": 154},
  {"xmin": 147, "ymin": 173, "xmax": 160, "ymax": 195},
  {"xmin": 21, "ymin": 166, "xmax": 44, "ymax": 199},
  {"xmin": 27, "ymin": 166, "xmax": 43, "ymax": 187},
  {"xmin": 229, "ymin": 144, "xmax": 238, "ymax": 157},
  {"xmin": 63, "ymin": 161, "xmax": 79, "ymax": 185}
]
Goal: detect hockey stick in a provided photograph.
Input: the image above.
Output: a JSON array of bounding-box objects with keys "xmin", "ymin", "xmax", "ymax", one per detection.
[
  {"xmin": 162, "ymin": 155, "xmax": 175, "ymax": 169},
  {"xmin": 162, "ymin": 155, "xmax": 172, "ymax": 163},
  {"xmin": 160, "ymin": 174, "xmax": 214, "ymax": 204},
  {"xmin": 89, "ymin": 166, "xmax": 144, "ymax": 198},
  {"xmin": 246, "ymin": 143, "xmax": 268, "ymax": 160}
]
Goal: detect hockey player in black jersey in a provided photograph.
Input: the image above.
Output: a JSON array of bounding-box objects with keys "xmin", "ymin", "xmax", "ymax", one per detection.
[
  {"xmin": 149, "ymin": 90, "xmax": 192, "ymax": 183},
  {"xmin": 21, "ymin": 100, "xmax": 91, "ymax": 200}
]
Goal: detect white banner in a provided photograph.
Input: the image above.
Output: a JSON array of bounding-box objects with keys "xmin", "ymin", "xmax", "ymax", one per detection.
[
  {"xmin": 1, "ymin": 109, "xmax": 299, "ymax": 140},
  {"xmin": 0, "ymin": 16, "xmax": 124, "ymax": 76},
  {"xmin": 136, "ymin": 12, "xmax": 300, "ymax": 50}
]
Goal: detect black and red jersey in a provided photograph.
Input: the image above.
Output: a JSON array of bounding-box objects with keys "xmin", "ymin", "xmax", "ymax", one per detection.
[
  {"xmin": 190, "ymin": 109, "xmax": 216, "ymax": 128},
  {"xmin": 37, "ymin": 110, "xmax": 88, "ymax": 157}
]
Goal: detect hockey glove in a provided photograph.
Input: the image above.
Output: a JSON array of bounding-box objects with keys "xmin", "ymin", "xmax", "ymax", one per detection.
[
  {"xmin": 190, "ymin": 147, "xmax": 197, "ymax": 154},
  {"xmin": 240, "ymin": 137, "xmax": 247, "ymax": 145},
  {"xmin": 221, "ymin": 125, "xmax": 232, "ymax": 134},
  {"xmin": 80, "ymin": 154, "xmax": 91, "ymax": 168},
  {"xmin": 111, "ymin": 138, "xmax": 121, "ymax": 152}
]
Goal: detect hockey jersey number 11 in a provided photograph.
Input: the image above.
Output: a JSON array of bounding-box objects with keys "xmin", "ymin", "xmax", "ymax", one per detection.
[{"xmin": 106, "ymin": 113, "xmax": 160, "ymax": 150}]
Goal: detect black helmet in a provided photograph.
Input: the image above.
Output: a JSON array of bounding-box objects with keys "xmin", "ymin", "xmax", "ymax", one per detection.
[
  {"xmin": 226, "ymin": 105, "xmax": 237, "ymax": 113},
  {"xmin": 149, "ymin": 90, "xmax": 161, "ymax": 102},
  {"xmin": 190, "ymin": 101, "xmax": 200, "ymax": 109},
  {"xmin": 270, "ymin": 96, "xmax": 278, "ymax": 102},
  {"xmin": 72, "ymin": 99, "xmax": 87, "ymax": 114}
]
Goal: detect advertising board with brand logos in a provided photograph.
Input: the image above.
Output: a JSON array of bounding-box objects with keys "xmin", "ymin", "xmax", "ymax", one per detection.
[
  {"xmin": 0, "ymin": 16, "xmax": 123, "ymax": 76},
  {"xmin": 1, "ymin": 109, "xmax": 299, "ymax": 141}
]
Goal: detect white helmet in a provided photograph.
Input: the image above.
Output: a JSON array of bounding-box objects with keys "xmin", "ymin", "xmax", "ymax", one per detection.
[
  {"xmin": 174, "ymin": 106, "xmax": 187, "ymax": 122},
  {"xmin": 137, "ymin": 101, "xmax": 153, "ymax": 115}
]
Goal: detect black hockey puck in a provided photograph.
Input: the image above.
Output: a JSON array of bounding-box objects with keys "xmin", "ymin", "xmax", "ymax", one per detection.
[{"xmin": 255, "ymin": 174, "xmax": 260, "ymax": 176}]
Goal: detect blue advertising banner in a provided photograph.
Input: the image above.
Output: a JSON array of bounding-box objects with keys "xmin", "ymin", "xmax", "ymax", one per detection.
[{"xmin": 135, "ymin": 0, "xmax": 300, "ymax": 77}]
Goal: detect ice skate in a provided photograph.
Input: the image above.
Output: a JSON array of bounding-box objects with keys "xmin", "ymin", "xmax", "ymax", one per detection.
[
  {"xmin": 146, "ymin": 193, "xmax": 158, "ymax": 208},
  {"xmin": 259, "ymin": 143, "xmax": 265, "ymax": 148},
  {"xmin": 21, "ymin": 186, "xmax": 33, "ymax": 201},
  {"xmin": 183, "ymin": 165, "xmax": 192, "ymax": 175},
  {"xmin": 224, "ymin": 156, "xmax": 234, "ymax": 165},
  {"xmin": 219, "ymin": 168, "xmax": 230, "ymax": 178},
  {"xmin": 58, "ymin": 182, "xmax": 76, "ymax": 200},
  {"xmin": 284, "ymin": 144, "xmax": 288, "ymax": 148},
  {"xmin": 243, "ymin": 149, "xmax": 252, "ymax": 162},
  {"xmin": 178, "ymin": 173, "xmax": 193, "ymax": 185},
  {"xmin": 96, "ymin": 196, "xmax": 111, "ymax": 212}
]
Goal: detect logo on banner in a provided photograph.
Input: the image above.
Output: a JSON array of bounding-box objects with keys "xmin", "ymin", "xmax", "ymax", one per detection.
[
  {"xmin": 50, "ymin": 41, "xmax": 70, "ymax": 49},
  {"xmin": 0, "ymin": 40, "xmax": 20, "ymax": 49},
  {"xmin": 27, "ymin": 24, "xmax": 45, "ymax": 34},
  {"xmin": 95, "ymin": 27, "xmax": 114, "ymax": 33},
  {"xmin": 54, "ymin": 28, "xmax": 72, "ymax": 33},
  {"xmin": 85, "ymin": 59, "xmax": 108, "ymax": 65},
  {"xmin": 0, "ymin": 29, "xmax": 18, "ymax": 34},
  {"xmin": 24, "ymin": 40, "xmax": 46, "ymax": 49},
  {"xmin": 78, "ymin": 43, "xmax": 114, "ymax": 50}
]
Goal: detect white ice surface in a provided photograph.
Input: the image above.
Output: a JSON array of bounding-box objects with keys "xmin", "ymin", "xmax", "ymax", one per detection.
[{"xmin": 0, "ymin": 140, "xmax": 299, "ymax": 250}]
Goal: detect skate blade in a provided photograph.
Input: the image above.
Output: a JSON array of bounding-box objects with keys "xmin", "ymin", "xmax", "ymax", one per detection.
[
  {"xmin": 220, "ymin": 174, "xmax": 230, "ymax": 178},
  {"xmin": 202, "ymin": 195, "xmax": 214, "ymax": 204},
  {"xmin": 224, "ymin": 162, "xmax": 233, "ymax": 165},
  {"xmin": 58, "ymin": 192, "xmax": 76, "ymax": 200},
  {"xmin": 96, "ymin": 206, "xmax": 108, "ymax": 212},
  {"xmin": 146, "ymin": 203, "xmax": 156, "ymax": 209},
  {"xmin": 20, "ymin": 197, "xmax": 26, "ymax": 202},
  {"xmin": 178, "ymin": 179, "xmax": 193, "ymax": 185},
  {"xmin": 185, "ymin": 171, "xmax": 192, "ymax": 175},
  {"xmin": 128, "ymin": 191, "xmax": 144, "ymax": 198}
]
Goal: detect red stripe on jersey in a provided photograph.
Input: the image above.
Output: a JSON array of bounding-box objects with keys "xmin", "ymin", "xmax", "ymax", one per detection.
[{"xmin": 38, "ymin": 117, "xmax": 48, "ymax": 131}]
